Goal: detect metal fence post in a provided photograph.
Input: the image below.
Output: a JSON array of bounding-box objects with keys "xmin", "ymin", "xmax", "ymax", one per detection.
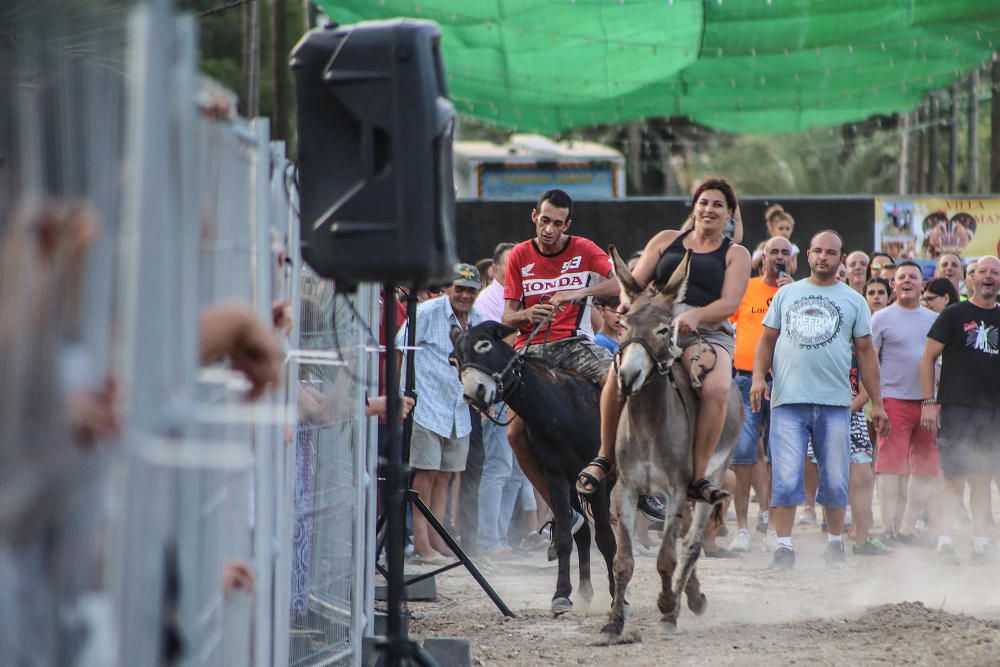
[{"xmin": 250, "ymin": 117, "xmax": 277, "ymax": 667}]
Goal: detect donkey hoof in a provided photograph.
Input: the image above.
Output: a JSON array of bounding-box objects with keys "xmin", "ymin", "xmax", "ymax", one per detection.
[
  {"xmin": 659, "ymin": 619, "xmax": 678, "ymax": 636},
  {"xmin": 657, "ymin": 594, "xmax": 678, "ymax": 617},
  {"xmin": 600, "ymin": 622, "xmax": 624, "ymax": 643},
  {"xmin": 551, "ymin": 597, "xmax": 573, "ymax": 615},
  {"xmin": 688, "ymin": 592, "xmax": 708, "ymax": 616}
]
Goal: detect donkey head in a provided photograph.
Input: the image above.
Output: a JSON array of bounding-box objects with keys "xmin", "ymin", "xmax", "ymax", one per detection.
[
  {"xmin": 449, "ymin": 321, "xmax": 518, "ymax": 409},
  {"xmin": 610, "ymin": 244, "xmax": 691, "ymax": 396}
]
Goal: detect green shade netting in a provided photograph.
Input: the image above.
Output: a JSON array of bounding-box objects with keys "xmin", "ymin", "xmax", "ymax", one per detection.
[{"xmin": 317, "ymin": 0, "xmax": 1000, "ymax": 134}]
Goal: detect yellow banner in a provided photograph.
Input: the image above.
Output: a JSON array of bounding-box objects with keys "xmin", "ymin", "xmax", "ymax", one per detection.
[{"xmin": 874, "ymin": 197, "xmax": 1000, "ymax": 260}]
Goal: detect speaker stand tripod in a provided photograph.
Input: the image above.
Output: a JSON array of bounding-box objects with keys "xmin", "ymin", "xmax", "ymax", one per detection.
[{"xmin": 374, "ymin": 284, "xmax": 513, "ymax": 667}]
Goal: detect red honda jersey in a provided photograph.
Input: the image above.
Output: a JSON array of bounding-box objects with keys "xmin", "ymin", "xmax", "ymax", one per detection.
[{"xmin": 503, "ymin": 236, "xmax": 613, "ymax": 349}]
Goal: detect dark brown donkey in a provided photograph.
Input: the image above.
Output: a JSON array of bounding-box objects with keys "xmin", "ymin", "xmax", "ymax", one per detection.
[
  {"xmin": 601, "ymin": 246, "xmax": 743, "ymax": 641},
  {"xmin": 450, "ymin": 322, "xmax": 617, "ymax": 616}
]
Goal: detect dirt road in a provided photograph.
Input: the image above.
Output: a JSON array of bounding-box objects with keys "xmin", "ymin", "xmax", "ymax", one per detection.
[{"xmin": 401, "ymin": 520, "xmax": 1000, "ymax": 666}]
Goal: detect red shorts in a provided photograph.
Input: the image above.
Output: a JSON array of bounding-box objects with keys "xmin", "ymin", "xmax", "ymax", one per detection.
[{"xmin": 875, "ymin": 397, "xmax": 939, "ymax": 477}]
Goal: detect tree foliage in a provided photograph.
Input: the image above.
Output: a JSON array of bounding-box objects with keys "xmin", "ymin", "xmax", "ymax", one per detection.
[{"xmin": 179, "ymin": 0, "xmax": 305, "ymax": 136}]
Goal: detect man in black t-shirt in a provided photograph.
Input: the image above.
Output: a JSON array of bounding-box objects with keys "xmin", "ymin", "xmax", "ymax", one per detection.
[{"xmin": 920, "ymin": 255, "xmax": 1000, "ymax": 564}]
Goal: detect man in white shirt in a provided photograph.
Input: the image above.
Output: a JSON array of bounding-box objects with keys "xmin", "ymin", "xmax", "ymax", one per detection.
[
  {"xmin": 473, "ymin": 243, "xmax": 538, "ymax": 556},
  {"xmin": 396, "ymin": 264, "xmax": 484, "ymax": 562}
]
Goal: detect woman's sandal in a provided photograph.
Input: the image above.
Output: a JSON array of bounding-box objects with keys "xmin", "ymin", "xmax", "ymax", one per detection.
[
  {"xmin": 688, "ymin": 477, "xmax": 731, "ymax": 506},
  {"xmin": 576, "ymin": 456, "xmax": 612, "ymax": 495}
]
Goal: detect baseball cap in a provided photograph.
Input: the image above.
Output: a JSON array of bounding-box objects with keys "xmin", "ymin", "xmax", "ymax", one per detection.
[{"xmin": 452, "ymin": 263, "xmax": 481, "ymax": 289}]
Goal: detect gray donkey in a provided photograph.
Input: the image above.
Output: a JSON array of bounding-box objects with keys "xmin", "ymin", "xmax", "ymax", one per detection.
[{"xmin": 601, "ymin": 245, "xmax": 743, "ymax": 641}]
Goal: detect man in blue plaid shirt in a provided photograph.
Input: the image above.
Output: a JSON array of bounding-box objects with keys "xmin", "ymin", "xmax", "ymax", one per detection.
[{"xmin": 395, "ymin": 264, "xmax": 484, "ymax": 562}]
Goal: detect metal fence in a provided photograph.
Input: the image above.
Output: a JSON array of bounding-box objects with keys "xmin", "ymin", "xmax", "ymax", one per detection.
[
  {"xmin": 1, "ymin": 1, "xmax": 377, "ymax": 666},
  {"xmin": 290, "ymin": 273, "xmax": 377, "ymax": 666}
]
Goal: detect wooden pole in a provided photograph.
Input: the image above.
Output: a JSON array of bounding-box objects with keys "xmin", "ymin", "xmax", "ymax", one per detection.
[
  {"xmin": 898, "ymin": 112, "xmax": 909, "ymax": 194},
  {"xmin": 625, "ymin": 122, "xmax": 643, "ymax": 195},
  {"xmin": 948, "ymin": 82, "xmax": 959, "ymax": 193},
  {"xmin": 928, "ymin": 94, "xmax": 940, "ymax": 193},
  {"xmin": 243, "ymin": 0, "xmax": 260, "ymax": 118},
  {"xmin": 915, "ymin": 100, "xmax": 927, "ymax": 193},
  {"xmin": 992, "ymin": 54, "xmax": 1000, "ymax": 193},
  {"xmin": 968, "ymin": 69, "xmax": 980, "ymax": 193},
  {"xmin": 271, "ymin": 0, "xmax": 288, "ymax": 141}
]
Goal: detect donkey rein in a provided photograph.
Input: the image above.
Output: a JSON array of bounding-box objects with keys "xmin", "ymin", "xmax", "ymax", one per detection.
[
  {"xmin": 671, "ymin": 320, "xmax": 717, "ymax": 389},
  {"xmin": 478, "ymin": 404, "xmax": 515, "ymax": 426},
  {"xmin": 466, "ymin": 308, "xmax": 559, "ymax": 427},
  {"xmin": 494, "ymin": 306, "xmax": 558, "ymax": 381}
]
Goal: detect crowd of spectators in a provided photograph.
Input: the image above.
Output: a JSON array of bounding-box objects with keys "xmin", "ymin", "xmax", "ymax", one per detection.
[{"xmin": 385, "ymin": 187, "xmax": 1000, "ymax": 571}]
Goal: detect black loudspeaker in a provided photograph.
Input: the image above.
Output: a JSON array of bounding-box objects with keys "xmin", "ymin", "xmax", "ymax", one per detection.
[{"xmin": 291, "ymin": 19, "xmax": 458, "ymax": 286}]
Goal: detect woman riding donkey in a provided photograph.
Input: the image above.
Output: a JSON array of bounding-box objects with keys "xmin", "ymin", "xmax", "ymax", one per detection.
[{"xmin": 563, "ymin": 179, "xmax": 751, "ymax": 505}]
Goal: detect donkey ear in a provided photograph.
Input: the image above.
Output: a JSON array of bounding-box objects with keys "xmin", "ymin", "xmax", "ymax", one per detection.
[
  {"xmin": 480, "ymin": 320, "xmax": 518, "ymax": 341},
  {"xmin": 609, "ymin": 244, "xmax": 642, "ymax": 301},
  {"xmin": 659, "ymin": 249, "xmax": 691, "ymax": 305},
  {"xmin": 450, "ymin": 324, "xmax": 463, "ymax": 346}
]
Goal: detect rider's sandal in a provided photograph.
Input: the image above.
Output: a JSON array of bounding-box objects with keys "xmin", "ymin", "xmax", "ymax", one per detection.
[
  {"xmin": 576, "ymin": 456, "xmax": 612, "ymax": 495},
  {"xmin": 688, "ymin": 477, "xmax": 731, "ymax": 506}
]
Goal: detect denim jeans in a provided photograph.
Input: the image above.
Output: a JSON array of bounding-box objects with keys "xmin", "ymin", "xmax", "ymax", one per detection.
[
  {"xmin": 499, "ymin": 457, "xmax": 536, "ymax": 541},
  {"xmin": 769, "ymin": 404, "xmax": 850, "ymax": 508},
  {"xmin": 477, "ymin": 405, "xmax": 515, "ymax": 550},
  {"xmin": 733, "ymin": 374, "xmax": 770, "ymax": 465}
]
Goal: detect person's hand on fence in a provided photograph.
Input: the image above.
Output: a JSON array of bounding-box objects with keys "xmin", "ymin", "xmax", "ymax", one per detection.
[
  {"xmin": 272, "ymin": 298, "xmax": 293, "ymax": 336},
  {"xmin": 365, "ymin": 394, "xmax": 415, "ymax": 420},
  {"xmin": 222, "ymin": 560, "xmax": 255, "ymax": 595},
  {"xmin": 0, "ymin": 200, "xmax": 99, "ymax": 339},
  {"xmin": 200, "ymin": 303, "xmax": 282, "ymax": 400},
  {"xmin": 31, "ymin": 199, "xmax": 98, "ymax": 268},
  {"xmin": 67, "ymin": 374, "xmax": 121, "ymax": 448},
  {"xmin": 198, "ymin": 89, "xmax": 234, "ymax": 122}
]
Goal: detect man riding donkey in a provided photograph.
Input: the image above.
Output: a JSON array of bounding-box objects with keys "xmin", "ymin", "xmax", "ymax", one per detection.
[
  {"xmin": 501, "ymin": 189, "xmax": 666, "ymax": 535},
  {"xmin": 569, "ymin": 179, "xmax": 751, "ymax": 509}
]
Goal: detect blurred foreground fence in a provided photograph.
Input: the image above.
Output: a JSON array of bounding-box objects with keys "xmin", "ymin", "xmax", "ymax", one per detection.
[{"xmin": 1, "ymin": 1, "xmax": 377, "ymax": 666}]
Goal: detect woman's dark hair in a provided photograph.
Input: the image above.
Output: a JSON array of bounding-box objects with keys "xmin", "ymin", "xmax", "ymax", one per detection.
[
  {"xmin": 865, "ymin": 277, "xmax": 891, "ymax": 296},
  {"xmin": 870, "ymin": 253, "xmax": 895, "ymax": 267},
  {"xmin": 475, "ymin": 258, "xmax": 493, "ymax": 288},
  {"xmin": 924, "ymin": 277, "xmax": 960, "ymax": 306},
  {"xmin": 691, "ymin": 178, "xmax": 737, "ymax": 212}
]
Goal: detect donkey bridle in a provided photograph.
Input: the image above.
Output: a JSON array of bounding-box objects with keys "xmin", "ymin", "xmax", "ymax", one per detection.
[
  {"xmin": 453, "ymin": 355, "xmax": 525, "ymax": 400},
  {"xmin": 614, "ymin": 321, "xmax": 717, "ymax": 392},
  {"xmin": 450, "ymin": 309, "xmax": 558, "ymax": 425},
  {"xmin": 615, "ymin": 336, "xmax": 675, "ymax": 380}
]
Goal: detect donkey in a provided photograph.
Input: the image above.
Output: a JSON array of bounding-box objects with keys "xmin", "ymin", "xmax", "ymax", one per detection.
[
  {"xmin": 449, "ymin": 322, "xmax": 617, "ymax": 615},
  {"xmin": 600, "ymin": 246, "xmax": 743, "ymax": 641}
]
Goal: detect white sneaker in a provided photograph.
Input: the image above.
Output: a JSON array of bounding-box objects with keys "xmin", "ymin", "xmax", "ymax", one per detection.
[
  {"xmin": 729, "ymin": 528, "xmax": 751, "ymax": 553},
  {"xmin": 634, "ymin": 543, "xmax": 657, "ymax": 557},
  {"xmin": 764, "ymin": 531, "xmax": 780, "ymax": 552}
]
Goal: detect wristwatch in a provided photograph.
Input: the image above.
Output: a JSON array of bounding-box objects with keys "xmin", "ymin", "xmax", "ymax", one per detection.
[{"xmin": 921, "ymin": 398, "xmax": 938, "ymax": 406}]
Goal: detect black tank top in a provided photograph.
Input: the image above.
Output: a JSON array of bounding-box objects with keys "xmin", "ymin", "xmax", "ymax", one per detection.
[{"xmin": 652, "ymin": 230, "xmax": 731, "ymax": 307}]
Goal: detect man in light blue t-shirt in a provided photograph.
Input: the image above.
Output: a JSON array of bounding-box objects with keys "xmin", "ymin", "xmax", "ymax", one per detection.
[{"xmin": 751, "ymin": 230, "xmax": 889, "ymax": 571}]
